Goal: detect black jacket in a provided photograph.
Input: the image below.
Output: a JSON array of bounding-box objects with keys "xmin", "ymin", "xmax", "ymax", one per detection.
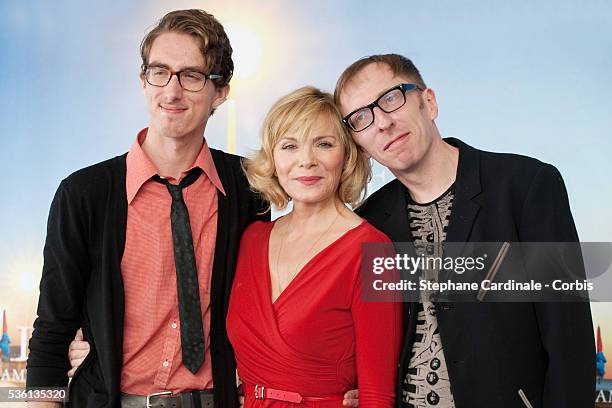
[
  {"xmin": 27, "ymin": 149, "xmax": 268, "ymax": 407},
  {"xmin": 357, "ymin": 138, "xmax": 595, "ymax": 408}
]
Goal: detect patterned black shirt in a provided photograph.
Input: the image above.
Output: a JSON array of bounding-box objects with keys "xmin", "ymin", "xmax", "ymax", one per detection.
[{"xmin": 403, "ymin": 186, "xmax": 456, "ymax": 408}]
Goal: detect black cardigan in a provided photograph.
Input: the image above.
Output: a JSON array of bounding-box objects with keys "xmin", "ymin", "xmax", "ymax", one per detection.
[
  {"xmin": 357, "ymin": 138, "xmax": 595, "ymax": 408},
  {"xmin": 27, "ymin": 149, "xmax": 268, "ymax": 407}
]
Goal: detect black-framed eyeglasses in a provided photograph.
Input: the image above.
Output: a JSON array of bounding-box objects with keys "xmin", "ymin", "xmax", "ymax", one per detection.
[
  {"xmin": 342, "ymin": 83, "xmax": 423, "ymax": 132},
  {"xmin": 142, "ymin": 65, "xmax": 223, "ymax": 92}
]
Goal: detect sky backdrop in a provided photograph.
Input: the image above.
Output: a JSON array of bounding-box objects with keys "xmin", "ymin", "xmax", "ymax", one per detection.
[{"xmin": 1, "ymin": 0, "xmax": 611, "ymax": 370}]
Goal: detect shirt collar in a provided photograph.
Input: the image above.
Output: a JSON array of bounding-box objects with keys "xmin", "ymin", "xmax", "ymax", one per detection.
[{"xmin": 126, "ymin": 128, "xmax": 226, "ymax": 204}]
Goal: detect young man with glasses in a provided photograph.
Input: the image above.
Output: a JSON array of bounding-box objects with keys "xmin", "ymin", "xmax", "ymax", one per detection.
[
  {"xmin": 335, "ymin": 54, "xmax": 594, "ymax": 408},
  {"xmin": 26, "ymin": 9, "xmax": 266, "ymax": 408}
]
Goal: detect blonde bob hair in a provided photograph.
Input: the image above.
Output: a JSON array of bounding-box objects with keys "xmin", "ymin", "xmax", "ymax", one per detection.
[{"xmin": 244, "ymin": 86, "xmax": 371, "ymax": 211}]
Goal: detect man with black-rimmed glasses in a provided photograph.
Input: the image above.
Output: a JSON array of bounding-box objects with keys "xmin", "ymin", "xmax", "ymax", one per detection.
[{"xmin": 335, "ymin": 54, "xmax": 594, "ymax": 408}]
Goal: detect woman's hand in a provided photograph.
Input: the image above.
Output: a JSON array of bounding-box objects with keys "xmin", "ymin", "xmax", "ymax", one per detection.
[{"xmin": 67, "ymin": 328, "xmax": 90, "ymax": 378}]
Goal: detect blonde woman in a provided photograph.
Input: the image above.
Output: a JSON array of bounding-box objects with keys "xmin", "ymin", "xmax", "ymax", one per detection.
[{"xmin": 226, "ymin": 86, "xmax": 402, "ymax": 408}]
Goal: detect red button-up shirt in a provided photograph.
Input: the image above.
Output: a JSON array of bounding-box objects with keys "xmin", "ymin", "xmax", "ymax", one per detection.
[{"xmin": 120, "ymin": 128, "xmax": 225, "ymax": 394}]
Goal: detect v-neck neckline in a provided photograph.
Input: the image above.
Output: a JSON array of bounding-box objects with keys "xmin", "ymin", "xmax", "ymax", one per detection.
[{"xmin": 265, "ymin": 219, "xmax": 367, "ymax": 307}]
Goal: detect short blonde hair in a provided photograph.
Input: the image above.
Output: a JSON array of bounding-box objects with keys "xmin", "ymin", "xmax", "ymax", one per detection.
[{"xmin": 244, "ymin": 86, "xmax": 371, "ymax": 211}]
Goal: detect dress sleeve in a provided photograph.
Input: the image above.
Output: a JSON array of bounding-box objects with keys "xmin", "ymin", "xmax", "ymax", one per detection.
[{"xmin": 351, "ymin": 234, "xmax": 403, "ymax": 408}]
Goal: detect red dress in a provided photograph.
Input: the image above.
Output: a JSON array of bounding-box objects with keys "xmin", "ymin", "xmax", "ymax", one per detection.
[{"xmin": 227, "ymin": 220, "xmax": 403, "ymax": 408}]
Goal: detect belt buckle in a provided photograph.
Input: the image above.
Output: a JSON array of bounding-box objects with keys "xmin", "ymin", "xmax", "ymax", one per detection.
[
  {"xmin": 146, "ymin": 390, "xmax": 172, "ymax": 408},
  {"xmin": 254, "ymin": 385, "xmax": 266, "ymax": 400}
]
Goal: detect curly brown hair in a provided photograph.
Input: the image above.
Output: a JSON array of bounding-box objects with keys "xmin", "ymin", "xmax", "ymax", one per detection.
[{"xmin": 140, "ymin": 9, "xmax": 233, "ymax": 88}]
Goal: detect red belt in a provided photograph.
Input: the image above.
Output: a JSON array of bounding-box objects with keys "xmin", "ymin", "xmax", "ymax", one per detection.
[{"xmin": 244, "ymin": 384, "xmax": 344, "ymax": 404}]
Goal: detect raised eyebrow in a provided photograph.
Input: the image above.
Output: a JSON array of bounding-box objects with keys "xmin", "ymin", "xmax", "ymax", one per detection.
[
  {"xmin": 349, "ymin": 86, "xmax": 398, "ymax": 115},
  {"xmin": 375, "ymin": 84, "xmax": 400, "ymax": 100}
]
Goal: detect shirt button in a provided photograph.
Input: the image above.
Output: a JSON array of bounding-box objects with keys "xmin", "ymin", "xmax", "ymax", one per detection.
[
  {"xmin": 162, "ymin": 361, "xmax": 169, "ymax": 367},
  {"xmin": 171, "ymin": 323, "xmax": 178, "ymax": 329}
]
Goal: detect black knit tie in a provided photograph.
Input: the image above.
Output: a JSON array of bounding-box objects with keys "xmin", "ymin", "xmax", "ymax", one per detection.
[{"xmin": 153, "ymin": 168, "xmax": 205, "ymax": 374}]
